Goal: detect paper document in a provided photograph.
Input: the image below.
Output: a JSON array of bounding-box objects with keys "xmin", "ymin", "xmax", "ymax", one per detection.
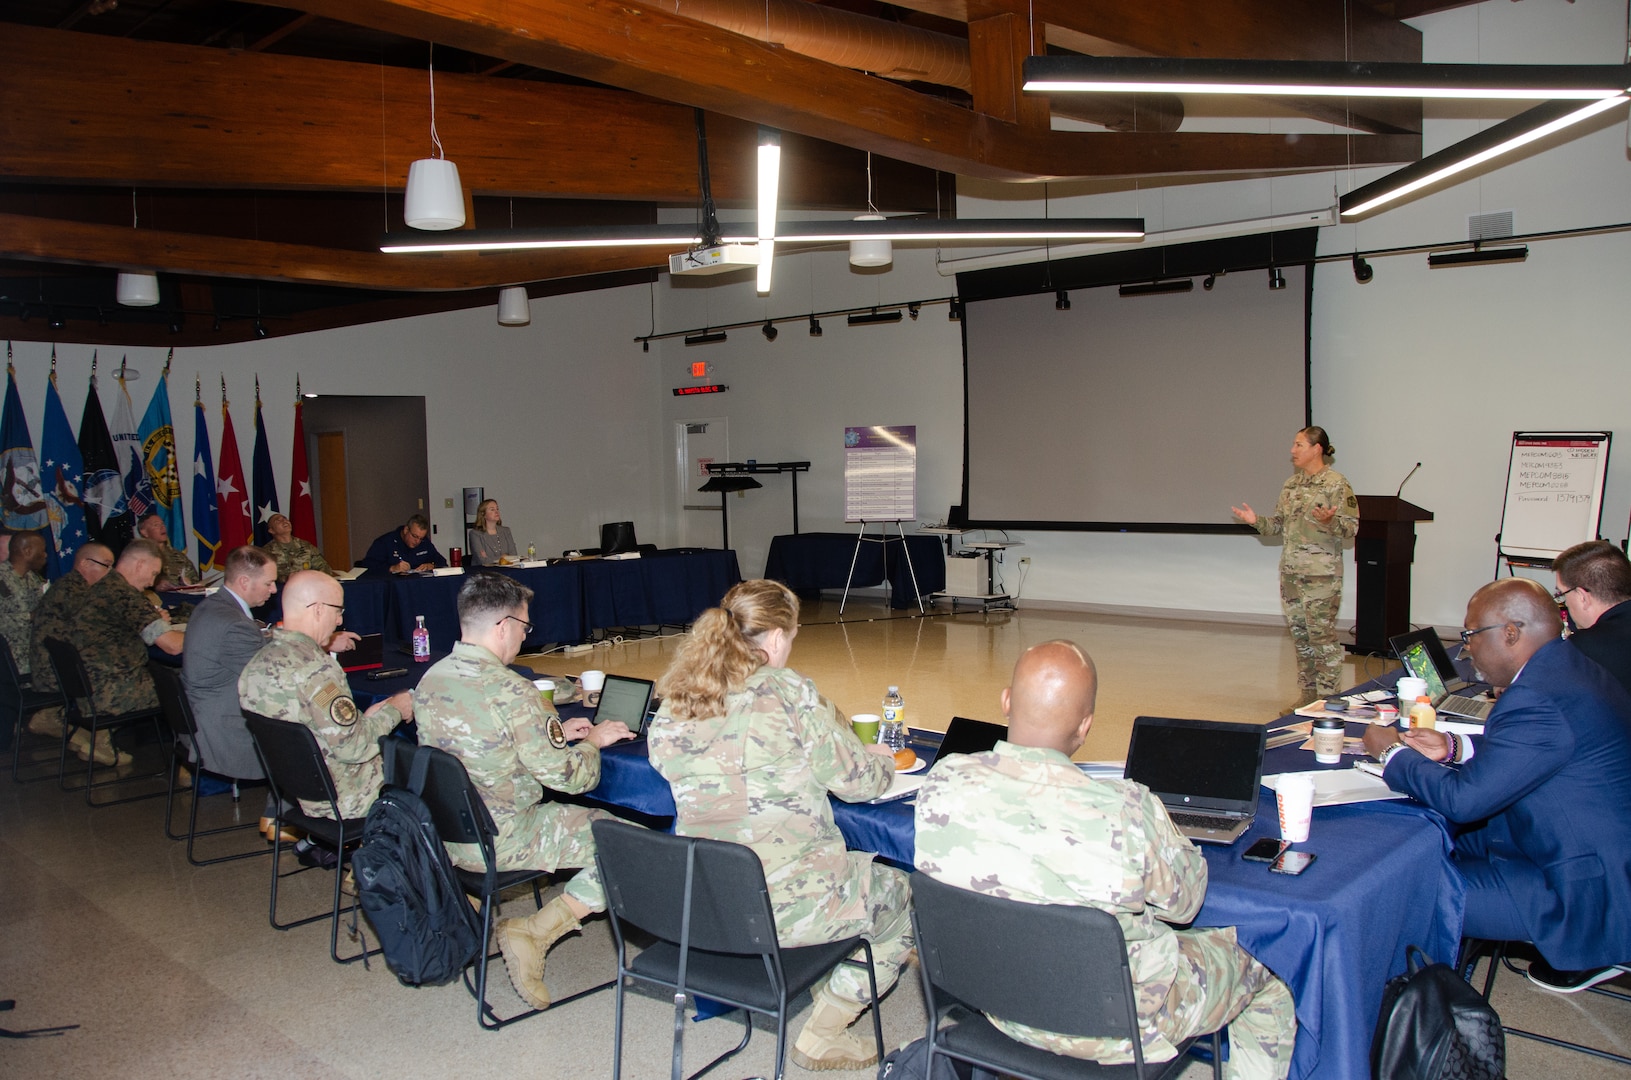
[{"xmin": 1263, "ymin": 769, "xmax": 1405, "ymax": 806}]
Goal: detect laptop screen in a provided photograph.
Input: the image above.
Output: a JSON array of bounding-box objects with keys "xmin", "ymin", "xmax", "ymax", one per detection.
[
  {"xmin": 1395, "ymin": 640, "xmax": 1448, "ymax": 700},
  {"xmin": 936, "ymin": 716, "xmax": 1008, "ymax": 758},
  {"xmin": 594, "ymin": 675, "xmax": 655, "ymax": 735},
  {"xmin": 1123, "ymin": 717, "xmax": 1266, "ymax": 807}
]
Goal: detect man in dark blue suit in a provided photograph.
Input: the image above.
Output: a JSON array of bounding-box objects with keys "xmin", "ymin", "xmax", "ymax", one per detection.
[
  {"xmin": 356, "ymin": 513, "xmax": 445, "ymax": 575},
  {"xmin": 1364, "ymin": 577, "xmax": 1631, "ymax": 993}
]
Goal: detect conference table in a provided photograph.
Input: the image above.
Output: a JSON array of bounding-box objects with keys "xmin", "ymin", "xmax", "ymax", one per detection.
[{"xmin": 578, "ymin": 712, "xmax": 1463, "ymax": 1080}]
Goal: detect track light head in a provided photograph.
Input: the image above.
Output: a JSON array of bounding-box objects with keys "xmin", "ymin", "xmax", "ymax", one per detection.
[
  {"xmin": 254, "ymin": 319, "xmax": 269, "ymax": 339},
  {"xmin": 907, "ymin": 302, "xmax": 920, "ymax": 320},
  {"xmin": 761, "ymin": 319, "xmax": 778, "ymax": 341},
  {"xmin": 947, "ymin": 299, "xmax": 963, "ymax": 321},
  {"xmin": 642, "ymin": 340, "xmax": 649, "ymax": 353},
  {"xmin": 1055, "ymin": 290, "xmax": 1071, "ymax": 311},
  {"xmin": 169, "ymin": 315, "xmax": 183, "ymax": 334},
  {"xmin": 1268, "ymin": 267, "xmax": 1286, "ymax": 291},
  {"xmin": 1202, "ymin": 273, "xmax": 1216, "ymax": 291},
  {"xmin": 809, "ymin": 315, "xmax": 823, "ymax": 338},
  {"xmin": 1352, "ymin": 254, "xmax": 1374, "ymax": 283},
  {"xmin": 48, "ymin": 310, "xmax": 65, "ymax": 330}
]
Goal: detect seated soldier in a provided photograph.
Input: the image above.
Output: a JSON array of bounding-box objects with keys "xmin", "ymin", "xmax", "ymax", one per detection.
[
  {"xmin": 356, "ymin": 513, "xmax": 444, "ymax": 575},
  {"xmin": 139, "ymin": 513, "xmax": 201, "ymax": 591},
  {"xmin": 413, "ymin": 572, "xmax": 633, "ymax": 1010},
  {"xmin": 70, "ymin": 539, "xmax": 186, "ymax": 735},
  {"xmin": 27, "ymin": 542, "xmax": 112, "ymax": 762},
  {"xmin": 262, "ymin": 513, "xmax": 336, "ymax": 582}
]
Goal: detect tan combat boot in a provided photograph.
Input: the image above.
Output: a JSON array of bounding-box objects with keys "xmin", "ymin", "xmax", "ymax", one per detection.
[
  {"xmin": 27, "ymin": 711, "xmax": 66, "ymax": 738},
  {"xmin": 80, "ymin": 731, "xmax": 132, "ymax": 767},
  {"xmin": 494, "ymin": 895, "xmax": 582, "ymax": 1010},
  {"xmin": 790, "ymin": 987, "xmax": 879, "ymax": 1071}
]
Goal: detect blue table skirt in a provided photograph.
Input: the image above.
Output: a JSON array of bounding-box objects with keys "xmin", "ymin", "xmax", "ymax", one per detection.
[{"xmin": 763, "ymin": 532, "xmax": 945, "ymax": 609}]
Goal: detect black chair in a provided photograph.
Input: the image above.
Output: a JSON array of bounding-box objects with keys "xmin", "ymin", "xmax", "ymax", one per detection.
[
  {"xmin": 592, "ymin": 819, "xmax": 883, "ymax": 1080},
  {"xmin": 1463, "ymin": 938, "xmax": 1631, "ymax": 1066},
  {"xmin": 148, "ymin": 662, "xmax": 268, "ymax": 866},
  {"xmin": 43, "ymin": 636, "xmax": 167, "ymax": 806},
  {"xmin": 2, "ymin": 631, "xmax": 63, "ymax": 784},
  {"xmin": 243, "ymin": 710, "xmax": 378, "ymax": 965},
  {"xmin": 378, "ymin": 739, "xmax": 597, "ymax": 1030},
  {"xmin": 911, "ymin": 873, "xmax": 1222, "ymax": 1080}
]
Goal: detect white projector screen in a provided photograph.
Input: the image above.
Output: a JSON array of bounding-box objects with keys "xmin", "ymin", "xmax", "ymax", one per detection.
[{"xmin": 962, "ymin": 267, "xmax": 1309, "ymax": 530}]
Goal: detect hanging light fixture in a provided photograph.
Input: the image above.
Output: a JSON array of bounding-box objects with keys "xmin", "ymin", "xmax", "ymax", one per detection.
[
  {"xmin": 757, "ymin": 127, "xmax": 780, "ymax": 294},
  {"xmin": 497, "ymin": 286, "xmax": 531, "ymax": 326},
  {"xmin": 116, "ymin": 272, "xmax": 160, "ymax": 307},
  {"xmin": 850, "ymin": 152, "xmax": 892, "ymax": 268},
  {"xmin": 404, "ymin": 44, "xmax": 466, "ymax": 230}
]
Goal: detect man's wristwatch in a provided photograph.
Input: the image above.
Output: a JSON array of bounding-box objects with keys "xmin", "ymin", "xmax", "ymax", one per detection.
[{"xmin": 1376, "ymin": 743, "xmax": 1405, "ymax": 770}]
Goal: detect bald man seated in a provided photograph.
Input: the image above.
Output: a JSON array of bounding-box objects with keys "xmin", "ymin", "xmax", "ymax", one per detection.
[
  {"xmin": 915, "ymin": 640, "xmax": 1296, "ymax": 1080},
  {"xmin": 1364, "ymin": 577, "xmax": 1631, "ymax": 994}
]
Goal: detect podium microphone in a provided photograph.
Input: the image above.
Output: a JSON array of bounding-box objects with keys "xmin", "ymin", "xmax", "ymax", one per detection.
[{"xmin": 1395, "ymin": 462, "xmax": 1422, "ymax": 498}]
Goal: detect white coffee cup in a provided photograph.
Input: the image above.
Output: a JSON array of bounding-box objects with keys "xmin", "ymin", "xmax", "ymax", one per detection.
[
  {"xmin": 1395, "ymin": 677, "xmax": 1428, "ymax": 727},
  {"xmin": 579, "ymin": 669, "xmax": 607, "ymax": 694},
  {"xmin": 1311, "ymin": 718, "xmax": 1346, "ymax": 764},
  {"xmin": 1277, "ymin": 774, "xmax": 1316, "ymax": 844}
]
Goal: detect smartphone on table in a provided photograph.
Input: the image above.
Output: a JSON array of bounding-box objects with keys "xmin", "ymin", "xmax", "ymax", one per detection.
[{"xmin": 1270, "ymin": 849, "xmax": 1318, "ymax": 876}]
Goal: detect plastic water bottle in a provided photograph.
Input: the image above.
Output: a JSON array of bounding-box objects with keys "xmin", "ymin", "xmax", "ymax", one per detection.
[
  {"xmin": 412, "ymin": 615, "xmax": 430, "ymax": 663},
  {"xmin": 527, "ymin": 541, "xmax": 537, "ymax": 561},
  {"xmin": 880, "ymin": 686, "xmax": 906, "ymax": 751}
]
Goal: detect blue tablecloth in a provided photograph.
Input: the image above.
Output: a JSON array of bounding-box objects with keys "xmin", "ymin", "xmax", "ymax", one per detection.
[{"xmin": 763, "ymin": 532, "xmax": 945, "ymax": 609}]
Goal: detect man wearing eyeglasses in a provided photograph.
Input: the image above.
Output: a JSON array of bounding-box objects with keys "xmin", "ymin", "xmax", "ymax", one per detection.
[
  {"xmin": 26, "ymin": 542, "xmax": 114, "ymax": 761},
  {"xmin": 413, "ymin": 571, "xmax": 634, "ymax": 1011},
  {"xmin": 1552, "ymin": 540, "xmax": 1631, "ymax": 695},
  {"xmin": 239, "ymin": 570, "xmax": 413, "ymax": 821},
  {"xmin": 1363, "ymin": 577, "xmax": 1631, "ymax": 994}
]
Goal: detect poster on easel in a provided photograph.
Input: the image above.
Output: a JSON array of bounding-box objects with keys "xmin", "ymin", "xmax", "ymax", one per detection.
[
  {"xmin": 844, "ymin": 426, "xmax": 916, "ymax": 521},
  {"xmin": 1497, "ymin": 431, "xmax": 1611, "ymax": 565}
]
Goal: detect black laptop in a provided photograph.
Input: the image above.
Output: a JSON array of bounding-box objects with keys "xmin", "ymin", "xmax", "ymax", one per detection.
[
  {"xmin": 1389, "ymin": 628, "xmax": 1493, "ymax": 722},
  {"xmin": 592, "ymin": 674, "xmax": 658, "ymax": 737},
  {"xmin": 1123, "ymin": 716, "xmax": 1267, "ymax": 845},
  {"xmin": 870, "ymin": 715, "xmax": 1008, "ymax": 803}
]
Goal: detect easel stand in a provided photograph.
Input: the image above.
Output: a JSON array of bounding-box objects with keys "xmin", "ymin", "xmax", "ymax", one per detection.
[{"xmin": 840, "ymin": 520, "xmax": 924, "ymax": 616}]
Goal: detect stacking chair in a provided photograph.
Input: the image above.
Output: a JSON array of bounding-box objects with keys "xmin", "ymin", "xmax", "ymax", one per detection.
[
  {"xmin": 43, "ymin": 637, "xmax": 167, "ymax": 806},
  {"xmin": 148, "ymin": 662, "xmax": 267, "ymax": 866},
  {"xmin": 243, "ymin": 710, "xmax": 378, "ymax": 965},
  {"xmin": 911, "ymin": 873, "xmax": 1222, "ymax": 1080},
  {"xmin": 1463, "ymin": 938, "xmax": 1631, "ymax": 1066},
  {"xmin": 378, "ymin": 739, "xmax": 598, "ymax": 1030},
  {"xmin": 2, "ymin": 632, "xmax": 63, "ymax": 783},
  {"xmin": 592, "ymin": 819, "xmax": 883, "ymax": 1080}
]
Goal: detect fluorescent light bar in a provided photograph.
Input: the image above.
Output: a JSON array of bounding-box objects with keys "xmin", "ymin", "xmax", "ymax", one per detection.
[
  {"xmin": 382, "ymin": 223, "xmax": 709, "ymax": 253},
  {"xmin": 1340, "ymin": 95, "xmax": 1629, "ymax": 219},
  {"xmin": 684, "ymin": 330, "xmax": 728, "ymax": 346},
  {"xmin": 1118, "ymin": 279, "xmax": 1195, "ymax": 297},
  {"xmin": 1427, "ymin": 245, "xmax": 1528, "ymax": 268},
  {"xmin": 1022, "ymin": 56, "xmax": 1631, "ymax": 100},
  {"xmin": 780, "ymin": 218, "xmax": 1144, "ymax": 243},
  {"xmin": 847, "ymin": 309, "xmax": 904, "ymax": 326},
  {"xmin": 758, "ymin": 128, "xmax": 780, "ymax": 294}
]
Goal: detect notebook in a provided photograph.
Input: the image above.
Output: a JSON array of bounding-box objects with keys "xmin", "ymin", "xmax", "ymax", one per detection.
[
  {"xmin": 869, "ymin": 715, "xmax": 1008, "ymax": 804},
  {"xmin": 1123, "ymin": 716, "xmax": 1267, "ymax": 845},
  {"xmin": 592, "ymin": 674, "xmax": 657, "ymax": 737},
  {"xmin": 1390, "ymin": 630, "xmax": 1493, "ymax": 722}
]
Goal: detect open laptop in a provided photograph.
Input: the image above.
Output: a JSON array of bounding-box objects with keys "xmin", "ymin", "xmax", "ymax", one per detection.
[
  {"xmin": 1389, "ymin": 627, "xmax": 1474, "ymax": 692},
  {"xmin": 1123, "ymin": 717, "xmax": 1267, "ymax": 845},
  {"xmin": 592, "ymin": 674, "xmax": 658, "ymax": 737},
  {"xmin": 339, "ymin": 633, "xmax": 384, "ymax": 672},
  {"xmin": 871, "ymin": 715, "xmax": 1008, "ymax": 803},
  {"xmin": 1390, "ymin": 630, "xmax": 1493, "ymax": 722}
]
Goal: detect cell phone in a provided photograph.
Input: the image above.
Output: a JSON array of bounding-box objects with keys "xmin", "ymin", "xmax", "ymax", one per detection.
[
  {"xmin": 1270, "ymin": 850, "xmax": 1318, "ymax": 876},
  {"xmin": 367, "ymin": 667, "xmax": 409, "ymax": 680},
  {"xmin": 1242, "ymin": 838, "xmax": 1287, "ymax": 863}
]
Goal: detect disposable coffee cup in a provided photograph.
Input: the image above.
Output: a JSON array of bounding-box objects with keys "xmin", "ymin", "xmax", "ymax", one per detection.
[
  {"xmin": 1395, "ymin": 678, "xmax": 1427, "ymax": 727},
  {"xmin": 533, "ymin": 678, "xmax": 555, "ymax": 704},
  {"xmin": 579, "ymin": 669, "xmax": 607, "ymax": 694},
  {"xmin": 851, "ymin": 713, "xmax": 881, "ymax": 744},
  {"xmin": 1277, "ymin": 774, "xmax": 1316, "ymax": 843},
  {"xmin": 1311, "ymin": 718, "xmax": 1346, "ymax": 764}
]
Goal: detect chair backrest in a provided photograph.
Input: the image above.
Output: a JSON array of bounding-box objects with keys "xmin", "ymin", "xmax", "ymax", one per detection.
[
  {"xmin": 148, "ymin": 661, "xmax": 199, "ymax": 739},
  {"xmin": 0, "ymin": 631, "xmax": 24, "ymax": 706},
  {"xmin": 591, "ymin": 819, "xmax": 779, "ymax": 957},
  {"xmin": 243, "ymin": 710, "xmax": 341, "ymax": 807},
  {"xmin": 911, "ymin": 873, "xmax": 1143, "ymax": 1044},
  {"xmin": 43, "ymin": 637, "xmax": 92, "ymax": 702},
  {"xmin": 378, "ymin": 738, "xmax": 498, "ymax": 850}
]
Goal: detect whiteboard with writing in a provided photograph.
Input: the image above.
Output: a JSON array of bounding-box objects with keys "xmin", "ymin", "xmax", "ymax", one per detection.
[{"xmin": 1498, "ymin": 432, "xmax": 1612, "ymax": 563}]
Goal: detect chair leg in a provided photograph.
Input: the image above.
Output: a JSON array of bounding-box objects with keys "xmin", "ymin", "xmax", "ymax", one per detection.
[{"xmin": 1474, "ymin": 940, "xmax": 1631, "ymax": 1067}]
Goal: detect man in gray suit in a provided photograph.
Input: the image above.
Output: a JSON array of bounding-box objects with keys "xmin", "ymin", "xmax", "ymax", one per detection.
[{"xmin": 181, "ymin": 545, "xmax": 280, "ymax": 830}]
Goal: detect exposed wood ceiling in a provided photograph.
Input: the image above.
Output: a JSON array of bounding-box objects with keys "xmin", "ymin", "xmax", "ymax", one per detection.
[{"xmin": 0, "ymin": 0, "xmax": 1441, "ymax": 345}]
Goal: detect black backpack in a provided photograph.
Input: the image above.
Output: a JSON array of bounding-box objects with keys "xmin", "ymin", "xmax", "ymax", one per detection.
[
  {"xmin": 351, "ymin": 745, "xmax": 482, "ymax": 987},
  {"xmin": 1371, "ymin": 946, "xmax": 1506, "ymax": 1080},
  {"xmin": 877, "ymin": 1038, "xmax": 994, "ymax": 1080}
]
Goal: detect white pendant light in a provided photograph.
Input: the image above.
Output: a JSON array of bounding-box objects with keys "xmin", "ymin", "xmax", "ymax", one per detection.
[
  {"xmin": 404, "ymin": 44, "xmax": 466, "ymax": 231},
  {"xmin": 496, "ymin": 286, "xmax": 531, "ymax": 326},
  {"xmin": 116, "ymin": 272, "xmax": 160, "ymax": 307},
  {"xmin": 849, "ymin": 215, "xmax": 893, "ymax": 267}
]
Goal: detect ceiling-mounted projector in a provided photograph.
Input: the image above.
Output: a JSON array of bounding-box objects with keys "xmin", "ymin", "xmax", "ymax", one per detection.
[{"xmin": 669, "ymin": 244, "xmax": 759, "ymax": 276}]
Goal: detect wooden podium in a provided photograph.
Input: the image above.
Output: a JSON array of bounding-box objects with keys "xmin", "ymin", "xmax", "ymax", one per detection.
[{"xmin": 1352, "ymin": 495, "xmax": 1434, "ymax": 654}]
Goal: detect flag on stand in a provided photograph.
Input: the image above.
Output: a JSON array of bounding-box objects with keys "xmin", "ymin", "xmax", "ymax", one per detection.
[
  {"xmin": 0, "ymin": 345, "xmax": 48, "ymax": 533},
  {"xmin": 250, "ymin": 377, "xmax": 279, "ymax": 546},
  {"xmin": 40, "ymin": 349, "xmax": 90, "ymax": 579},
  {"xmin": 191, "ymin": 376, "xmax": 221, "ymax": 574},
  {"xmin": 216, "ymin": 380, "xmax": 252, "ymax": 554},
  {"xmin": 108, "ymin": 357, "xmax": 152, "ymax": 548},
  {"xmin": 77, "ymin": 352, "xmax": 124, "ymax": 542},
  {"xmin": 136, "ymin": 349, "xmax": 186, "ymax": 551},
  {"xmin": 289, "ymin": 377, "xmax": 316, "ymax": 542}
]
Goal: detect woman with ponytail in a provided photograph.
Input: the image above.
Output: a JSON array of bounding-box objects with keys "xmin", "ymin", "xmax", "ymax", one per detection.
[{"xmin": 649, "ymin": 579, "xmax": 910, "ymax": 1072}]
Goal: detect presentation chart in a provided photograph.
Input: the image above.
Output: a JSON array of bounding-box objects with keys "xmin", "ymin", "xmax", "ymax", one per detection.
[
  {"xmin": 844, "ymin": 425, "xmax": 916, "ymax": 521},
  {"xmin": 1498, "ymin": 431, "xmax": 1611, "ymax": 563}
]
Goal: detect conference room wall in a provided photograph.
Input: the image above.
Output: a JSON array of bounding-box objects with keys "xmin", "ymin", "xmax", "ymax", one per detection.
[{"xmin": 3, "ymin": 284, "xmax": 669, "ymax": 573}]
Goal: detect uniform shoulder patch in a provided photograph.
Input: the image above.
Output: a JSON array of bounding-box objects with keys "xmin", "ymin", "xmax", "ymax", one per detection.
[
  {"xmin": 546, "ymin": 715, "xmax": 568, "ymax": 749},
  {"xmin": 313, "ymin": 681, "xmax": 359, "ymax": 727}
]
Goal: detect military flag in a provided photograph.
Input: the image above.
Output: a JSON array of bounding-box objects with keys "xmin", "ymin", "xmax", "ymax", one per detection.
[
  {"xmin": 108, "ymin": 356, "xmax": 152, "ymax": 547},
  {"xmin": 136, "ymin": 349, "xmax": 186, "ymax": 549},
  {"xmin": 0, "ymin": 344, "xmax": 48, "ymax": 533},
  {"xmin": 289, "ymin": 377, "xmax": 316, "ymax": 543},
  {"xmin": 77, "ymin": 352, "xmax": 124, "ymax": 541},
  {"xmin": 191, "ymin": 376, "xmax": 222, "ymax": 574},
  {"xmin": 250, "ymin": 377, "xmax": 279, "ymax": 546},
  {"xmin": 216, "ymin": 380, "xmax": 252, "ymax": 554},
  {"xmin": 40, "ymin": 348, "xmax": 90, "ymax": 578}
]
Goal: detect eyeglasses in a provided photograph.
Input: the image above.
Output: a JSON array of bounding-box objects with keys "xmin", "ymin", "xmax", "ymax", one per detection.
[
  {"xmin": 306, "ymin": 601, "xmax": 346, "ymax": 615},
  {"xmin": 1459, "ymin": 621, "xmax": 1522, "ymax": 645},
  {"xmin": 1552, "ymin": 585, "xmax": 1581, "ymax": 603},
  {"xmin": 500, "ymin": 615, "xmax": 534, "ymax": 635},
  {"xmin": 84, "ymin": 558, "xmax": 112, "ymax": 569}
]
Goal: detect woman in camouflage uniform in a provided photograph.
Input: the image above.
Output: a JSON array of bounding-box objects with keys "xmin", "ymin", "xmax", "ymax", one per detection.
[{"xmin": 649, "ymin": 579, "xmax": 910, "ymax": 1072}]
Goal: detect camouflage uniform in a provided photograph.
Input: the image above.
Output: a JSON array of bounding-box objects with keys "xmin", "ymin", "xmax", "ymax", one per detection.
[
  {"xmin": 414, "ymin": 640, "xmax": 613, "ymax": 911},
  {"xmin": 1252, "ymin": 468, "xmax": 1359, "ymax": 699},
  {"xmin": 0, "ymin": 567, "xmax": 46, "ymax": 676},
  {"xmin": 30, "ymin": 571, "xmax": 93, "ymax": 701},
  {"xmin": 648, "ymin": 666, "xmax": 912, "ymax": 1007},
  {"xmin": 263, "ymin": 538, "xmax": 335, "ymax": 582},
  {"xmin": 157, "ymin": 546, "xmax": 202, "ymax": 590},
  {"xmin": 71, "ymin": 572, "xmax": 168, "ymax": 715},
  {"xmin": 916, "ymin": 742, "xmax": 1296, "ymax": 1080},
  {"xmin": 238, "ymin": 626, "xmax": 400, "ymax": 820}
]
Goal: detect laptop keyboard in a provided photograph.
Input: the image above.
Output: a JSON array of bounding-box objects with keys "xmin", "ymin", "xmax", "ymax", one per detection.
[
  {"xmin": 1169, "ymin": 811, "xmax": 1241, "ymax": 832},
  {"xmin": 1441, "ymin": 693, "xmax": 1492, "ymax": 719}
]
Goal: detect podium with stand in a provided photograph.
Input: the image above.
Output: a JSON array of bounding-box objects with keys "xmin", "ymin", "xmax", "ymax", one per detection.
[{"xmin": 1351, "ymin": 495, "xmax": 1434, "ymax": 655}]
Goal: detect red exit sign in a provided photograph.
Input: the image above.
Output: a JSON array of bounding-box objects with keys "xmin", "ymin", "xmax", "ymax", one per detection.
[{"xmin": 672, "ymin": 384, "xmax": 729, "ymax": 396}]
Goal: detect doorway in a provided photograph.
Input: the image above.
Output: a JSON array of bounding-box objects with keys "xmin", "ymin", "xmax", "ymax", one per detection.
[
  {"xmin": 304, "ymin": 396, "xmax": 429, "ymax": 568},
  {"xmin": 675, "ymin": 417, "xmax": 727, "ymax": 549}
]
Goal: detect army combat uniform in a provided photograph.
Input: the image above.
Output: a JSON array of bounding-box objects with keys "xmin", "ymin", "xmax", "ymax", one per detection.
[
  {"xmin": 263, "ymin": 538, "xmax": 335, "ymax": 582},
  {"xmin": 0, "ymin": 566, "xmax": 46, "ymax": 676},
  {"xmin": 916, "ymin": 742, "xmax": 1296, "ymax": 1080},
  {"xmin": 1252, "ymin": 468, "xmax": 1358, "ymax": 700},
  {"xmin": 648, "ymin": 666, "xmax": 913, "ymax": 1008},
  {"xmin": 414, "ymin": 640, "xmax": 613, "ymax": 911},
  {"xmin": 71, "ymin": 572, "xmax": 170, "ymax": 715},
  {"xmin": 238, "ymin": 627, "xmax": 401, "ymax": 820},
  {"xmin": 157, "ymin": 546, "xmax": 202, "ymax": 590}
]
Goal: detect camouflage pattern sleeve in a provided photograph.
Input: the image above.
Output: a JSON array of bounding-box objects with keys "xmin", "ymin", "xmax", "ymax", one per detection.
[
  {"xmin": 1131, "ymin": 783, "xmax": 1208, "ymax": 923},
  {"xmin": 1320, "ymin": 469, "xmax": 1359, "ymax": 541},
  {"xmin": 508, "ymin": 678, "xmax": 601, "ymax": 796},
  {"xmin": 783, "ymin": 672, "xmax": 892, "ymax": 802},
  {"xmin": 1252, "ymin": 477, "xmax": 1295, "ymax": 538}
]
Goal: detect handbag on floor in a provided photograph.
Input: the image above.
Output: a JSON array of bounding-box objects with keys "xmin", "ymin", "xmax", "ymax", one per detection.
[{"xmin": 1371, "ymin": 946, "xmax": 1505, "ymax": 1080}]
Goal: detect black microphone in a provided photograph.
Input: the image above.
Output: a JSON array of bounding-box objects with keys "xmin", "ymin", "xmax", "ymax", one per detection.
[{"xmin": 1395, "ymin": 462, "xmax": 1422, "ymax": 498}]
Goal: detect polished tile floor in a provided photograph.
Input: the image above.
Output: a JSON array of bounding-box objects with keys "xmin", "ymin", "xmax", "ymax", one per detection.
[{"xmin": 3, "ymin": 598, "xmax": 1625, "ymax": 1078}]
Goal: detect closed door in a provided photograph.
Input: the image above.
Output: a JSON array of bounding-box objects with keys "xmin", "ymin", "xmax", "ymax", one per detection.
[
  {"xmin": 316, "ymin": 431, "xmax": 352, "ymax": 570},
  {"xmin": 675, "ymin": 418, "xmax": 727, "ymax": 549}
]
